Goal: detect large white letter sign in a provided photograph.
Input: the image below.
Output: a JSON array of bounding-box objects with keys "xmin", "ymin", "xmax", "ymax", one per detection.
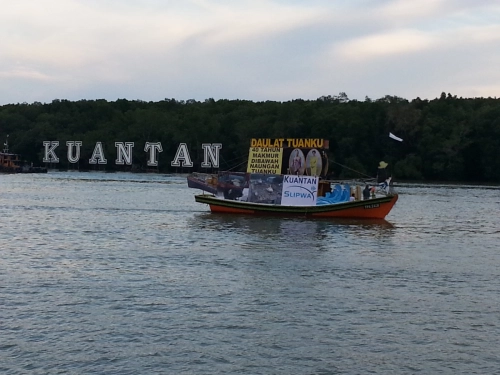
[
  {"xmin": 66, "ymin": 141, "xmax": 82, "ymax": 163},
  {"xmin": 144, "ymin": 142, "xmax": 163, "ymax": 166},
  {"xmin": 115, "ymin": 142, "xmax": 134, "ymax": 165},
  {"xmin": 89, "ymin": 142, "xmax": 108, "ymax": 164},
  {"xmin": 201, "ymin": 143, "xmax": 222, "ymax": 168},
  {"xmin": 43, "ymin": 141, "xmax": 60, "ymax": 163},
  {"xmin": 171, "ymin": 143, "xmax": 193, "ymax": 167}
]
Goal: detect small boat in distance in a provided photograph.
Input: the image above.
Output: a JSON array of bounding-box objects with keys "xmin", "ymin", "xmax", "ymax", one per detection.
[
  {"xmin": 188, "ymin": 138, "xmax": 398, "ymax": 220},
  {"xmin": 0, "ymin": 136, "xmax": 47, "ymax": 174}
]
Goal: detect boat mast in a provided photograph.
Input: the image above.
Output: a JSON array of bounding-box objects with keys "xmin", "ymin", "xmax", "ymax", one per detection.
[{"xmin": 3, "ymin": 135, "xmax": 9, "ymax": 153}]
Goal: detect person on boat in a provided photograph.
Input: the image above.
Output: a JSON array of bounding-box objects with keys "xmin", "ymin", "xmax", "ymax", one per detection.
[
  {"xmin": 309, "ymin": 150, "xmax": 320, "ymax": 176},
  {"xmin": 377, "ymin": 161, "xmax": 390, "ymax": 183},
  {"xmin": 350, "ymin": 193, "xmax": 355, "ymax": 202},
  {"xmin": 363, "ymin": 185, "xmax": 371, "ymax": 200},
  {"xmin": 291, "ymin": 149, "xmax": 302, "ymax": 175},
  {"xmin": 239, "ymin": 188, "xmax": 249, "ymax": 202}
]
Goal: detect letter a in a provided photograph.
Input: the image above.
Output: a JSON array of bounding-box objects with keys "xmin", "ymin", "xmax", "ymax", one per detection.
[
  {"xmin": 89, "ymin": 142, "xmax": 107, "ymax": 164},
  {"xmin": 171, "ymin": 143, "xmax": 193, "ymax": 167}
]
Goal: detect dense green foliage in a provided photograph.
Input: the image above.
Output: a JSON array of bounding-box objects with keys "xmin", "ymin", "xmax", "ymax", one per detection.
[{"xmin": 1, "ymin": 92, "xmax": 499, "ymax": 182}]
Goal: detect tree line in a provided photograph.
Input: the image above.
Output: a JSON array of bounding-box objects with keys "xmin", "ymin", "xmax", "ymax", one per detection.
[{"xmin": 1, "ymin": 92, "xmax": 499, "ymax": 182}]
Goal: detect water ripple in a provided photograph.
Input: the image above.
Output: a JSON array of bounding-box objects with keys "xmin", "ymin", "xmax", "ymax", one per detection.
[{"xmin": 0, "ymin": 173, "xmax": 499, "ymax": 374}]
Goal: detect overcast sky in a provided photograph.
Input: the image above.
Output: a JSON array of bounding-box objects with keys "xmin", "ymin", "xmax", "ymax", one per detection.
[{"xmin": 1, "ymin": 0, "xmax": 499, "ymax": 105}]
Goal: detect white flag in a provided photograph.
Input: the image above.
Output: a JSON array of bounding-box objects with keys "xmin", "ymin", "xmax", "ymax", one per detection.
[{"xmin": 389, "ymin": 132, "xmax": 403, "ymax": 142}]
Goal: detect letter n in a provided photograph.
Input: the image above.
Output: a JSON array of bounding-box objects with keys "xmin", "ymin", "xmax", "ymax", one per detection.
[
  {"xmin": 43, "ymin": 141, "xmax": 59, "ymax": 163},
  {"xmin": 66, "ymin": 141, "xmax": 82, "ymax": 163},
  {"xmin": 201, "ymin": 143, "xmax": 222, "ymax": 168},
  {"xmin": 171, "ymin": 143, "xmax": 193, "ymax": 167},
  {"xmin": 89, "ymin": 142, "xmax": 107, "ymax": 164},
  {"xmin": 115, "ymin": 142, "xmax": 134, "ymax": 165}
]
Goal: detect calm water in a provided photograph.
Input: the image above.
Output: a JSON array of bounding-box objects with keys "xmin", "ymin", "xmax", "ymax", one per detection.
[{"xmin": 1, "ymin": 172, "xmax": 499, "ymax": 374}]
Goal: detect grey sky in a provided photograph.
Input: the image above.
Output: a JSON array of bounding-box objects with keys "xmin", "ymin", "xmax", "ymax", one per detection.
[{"xmin": 1, "ymin": 0, "xmax": 499, "ymax": 105}]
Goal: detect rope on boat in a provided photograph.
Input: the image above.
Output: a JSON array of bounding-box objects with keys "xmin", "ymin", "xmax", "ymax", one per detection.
[
  {"xmin": 219, "ymin": 154, "xmax": 248, "ymax": 172},
  {"xmin": 330, "ymin": 160, "xmax": 374, "ymax": 179}
]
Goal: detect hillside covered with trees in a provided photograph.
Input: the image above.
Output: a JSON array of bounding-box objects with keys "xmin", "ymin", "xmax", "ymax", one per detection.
[{"xmin": 1, "ymin": 92, "xmax": 499, "ymax": 182}]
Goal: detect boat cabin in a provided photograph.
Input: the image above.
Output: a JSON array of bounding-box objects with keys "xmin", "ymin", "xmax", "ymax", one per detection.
[{"xmin": 0, "ymin": 152, "xmax": 22, "ymax": 173}]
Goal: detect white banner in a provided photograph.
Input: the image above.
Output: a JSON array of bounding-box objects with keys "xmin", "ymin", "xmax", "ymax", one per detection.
[{"xmin": 281, "ymin": 175, "xmax": 318, "ymax": 206}]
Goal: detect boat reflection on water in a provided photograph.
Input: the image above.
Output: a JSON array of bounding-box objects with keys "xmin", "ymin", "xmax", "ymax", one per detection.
[{"xmin": 190, "ymin": 212, "xmax": 395, "ymax": 243}]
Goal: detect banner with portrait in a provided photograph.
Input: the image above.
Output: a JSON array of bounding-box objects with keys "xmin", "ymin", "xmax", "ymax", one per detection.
[{"xmin": 248, "ymin": 139, "xmax": 329, "ymax": 177}]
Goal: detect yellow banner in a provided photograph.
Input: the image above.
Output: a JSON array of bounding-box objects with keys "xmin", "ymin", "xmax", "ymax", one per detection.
[
  {"xmin": 247, "ymin": 147, "xmax": 283, "ymax": 174},
  {"xmin": 250, "ymin": 138, "xmax": 328, "ymax": 149}
]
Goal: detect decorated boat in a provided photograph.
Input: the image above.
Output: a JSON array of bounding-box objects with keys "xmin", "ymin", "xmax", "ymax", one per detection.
[{"xmin": 188, "ymin": 138, "xmax": 398, "ymax": 219}]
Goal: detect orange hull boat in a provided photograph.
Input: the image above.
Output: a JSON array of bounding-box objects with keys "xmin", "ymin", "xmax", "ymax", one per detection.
[{"xmin": 195, "ymin": 193, "xmax": 398, "ymax": 220}]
